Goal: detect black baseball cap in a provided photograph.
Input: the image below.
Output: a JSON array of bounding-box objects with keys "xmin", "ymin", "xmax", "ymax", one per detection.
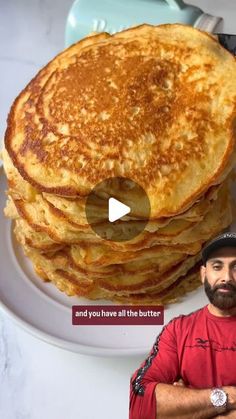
[{"xmin": 202, "ymin": 232, "xmax": 236, "ymax": 265}]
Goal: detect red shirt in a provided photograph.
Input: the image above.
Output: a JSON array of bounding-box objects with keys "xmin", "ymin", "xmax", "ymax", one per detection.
[{"xmin": 129, "ymin": 304, "xmax": 236, "ymax": 419}]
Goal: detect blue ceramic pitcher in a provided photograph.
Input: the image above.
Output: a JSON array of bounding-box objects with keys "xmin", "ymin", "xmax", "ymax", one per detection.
[{"xmin": 65, "ymin": 0, "xmax": 222, "ymax": 47}]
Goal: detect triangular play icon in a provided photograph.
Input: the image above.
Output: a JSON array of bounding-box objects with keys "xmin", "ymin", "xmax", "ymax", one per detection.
[{"xmin": 108, "ymin": 197, "xmax": 131, "ymax": 222}]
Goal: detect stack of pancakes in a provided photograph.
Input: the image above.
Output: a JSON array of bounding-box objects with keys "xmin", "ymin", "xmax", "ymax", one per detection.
[{"xmin": 2, "ymin": 24, "xmax": 236, "ymax": 305}]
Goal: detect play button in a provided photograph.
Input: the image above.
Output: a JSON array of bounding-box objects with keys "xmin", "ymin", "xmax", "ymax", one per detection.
[
  {"xmin": 85, "ymin": 177, "xmax": 150, "ymax": 242},
  {"xmin": 108, "ymin": 198, "xmax": 130, "ymax": 222}
]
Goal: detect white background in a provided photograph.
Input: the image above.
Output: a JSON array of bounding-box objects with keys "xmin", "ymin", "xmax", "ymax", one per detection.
[{"xmin": 0, "ymin": 1, "xmax": 236, "ymax": 418}]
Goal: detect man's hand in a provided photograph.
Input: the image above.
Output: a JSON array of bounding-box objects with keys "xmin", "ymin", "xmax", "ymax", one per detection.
[
  {"xmin": 155, "ymin": 384, "xmax": 236, "ymax": 419},
  {"xmin": 173, "ymin": 378, "xmax": 186, "ymax": 387},
  {"xmin": 216, "ymin": 412, "xmax": 236, "ymax": 418},
  {"xmin": 172, "ymin": 383, "xmax": 236, "ymax": 418},
  {"xmin": 172, "ymin": 381, "xmax": 236, "ymax": 415}
]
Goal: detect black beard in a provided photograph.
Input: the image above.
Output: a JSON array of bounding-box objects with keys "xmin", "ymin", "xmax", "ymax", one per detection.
[{"xmin": 204, "ymin": 276, "xmax": 236, "ymax": 310}]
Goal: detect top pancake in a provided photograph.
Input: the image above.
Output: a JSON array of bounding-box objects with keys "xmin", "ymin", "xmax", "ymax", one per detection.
[{"xmin": 4, "ymin": 24, "xmax": 236, "ymax": 218}]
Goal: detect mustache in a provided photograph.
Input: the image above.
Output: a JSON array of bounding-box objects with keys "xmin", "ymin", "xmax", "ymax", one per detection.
[{"xmin": 213, "ymin": 283, "xmax": 236, "ymax": 292}]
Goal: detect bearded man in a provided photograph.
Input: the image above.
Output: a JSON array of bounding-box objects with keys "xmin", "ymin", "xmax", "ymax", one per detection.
[{"xmin": 129, "ymin": 232, "xmax": 236, "ymax": 419}]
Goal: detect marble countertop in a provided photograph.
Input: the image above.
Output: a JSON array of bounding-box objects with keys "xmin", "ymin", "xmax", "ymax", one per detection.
[{"xmin": 0, "ymin": 1, "xmax": 236, "ymax": 418}]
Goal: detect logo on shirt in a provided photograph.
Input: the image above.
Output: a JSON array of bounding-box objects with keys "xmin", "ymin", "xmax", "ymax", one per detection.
[{"xmin": 185, "ymin": 337, "xmax": 236, "ymax": 352}]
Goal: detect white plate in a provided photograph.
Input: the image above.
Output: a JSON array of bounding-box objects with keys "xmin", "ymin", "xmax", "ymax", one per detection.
[{"xmin": 0, "ymin": 168, "xmax": 209, "ymax": 356}]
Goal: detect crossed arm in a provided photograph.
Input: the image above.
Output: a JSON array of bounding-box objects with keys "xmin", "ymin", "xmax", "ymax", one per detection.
[
  {"xmin": 155, "ymin": 379, "xmax": 236, "ymax": 418},
  {"xmin": 129, "ymin": 321, "xmax": 236, "ymax": 419}
]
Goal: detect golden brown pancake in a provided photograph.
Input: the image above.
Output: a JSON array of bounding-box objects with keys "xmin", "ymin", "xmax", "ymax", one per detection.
[
  {"xmin": 4, "ymin": 24, "xmax": 236, "ymax": 218},
  {"xmin": 6, "ymin": 175, "xmax": 231, "ymax": 251}
]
